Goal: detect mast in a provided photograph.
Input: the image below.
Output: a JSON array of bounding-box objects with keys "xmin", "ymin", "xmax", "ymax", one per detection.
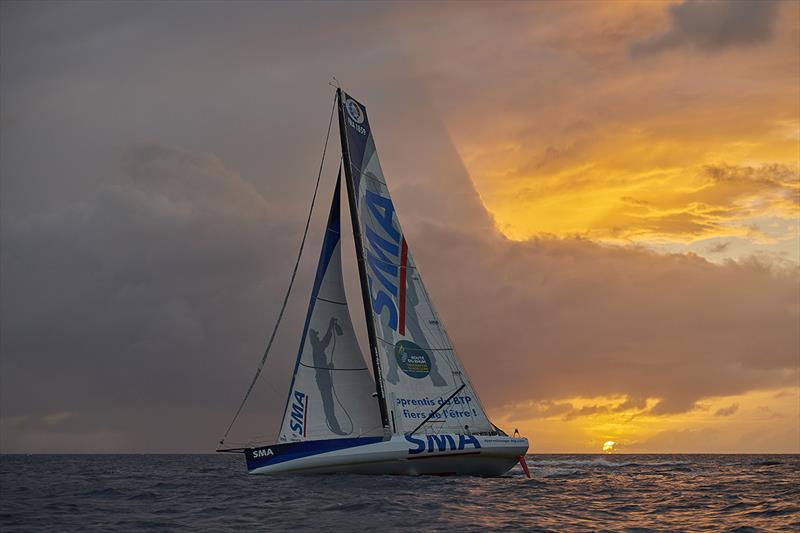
[{"xmin": 336, "ymin": 88, "xmax": 391, "ymax": 433}]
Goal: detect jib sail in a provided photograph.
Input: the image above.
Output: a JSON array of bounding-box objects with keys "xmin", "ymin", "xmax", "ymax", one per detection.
[{"xmin": 277, "ymin": 174, "xmax": 383, "ymax": 442}]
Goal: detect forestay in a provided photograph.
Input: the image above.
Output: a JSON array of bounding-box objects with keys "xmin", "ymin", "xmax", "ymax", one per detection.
[
  {"xmin": 278, "ymin": 175, "xmax": 383, "ymax": 442},
  {"xmin": 338, "ymin": 91, "xmax": 493, "ymax": 435}
]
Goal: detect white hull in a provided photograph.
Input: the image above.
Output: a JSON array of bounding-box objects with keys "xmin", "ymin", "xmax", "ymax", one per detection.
[{"xmin": 245, "ymin": 435, "xmax": 529, "ymax": 476}]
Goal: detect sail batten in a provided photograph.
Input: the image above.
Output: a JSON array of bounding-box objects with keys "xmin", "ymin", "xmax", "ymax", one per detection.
[
  {"xmin": 314, "ymin": 296, "xmax": 348, "ymax": 306},
  {"xmin": 376, "ymin": 338, "xmax": 455, "ymax": 351},
  {"xmin": 299, "ymin": 363, "xmax": 369, "ymax": 371}
]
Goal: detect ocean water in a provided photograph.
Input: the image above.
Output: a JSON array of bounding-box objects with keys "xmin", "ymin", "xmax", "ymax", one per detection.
[{"xmin": 1, "ymin": 454, "xmax": 798, "ymax": 531}]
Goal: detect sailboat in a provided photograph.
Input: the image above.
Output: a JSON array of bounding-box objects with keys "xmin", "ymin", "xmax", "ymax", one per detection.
[{"xmin": 221, "ymin": 88, "xmax": 529, "ymax": 475}]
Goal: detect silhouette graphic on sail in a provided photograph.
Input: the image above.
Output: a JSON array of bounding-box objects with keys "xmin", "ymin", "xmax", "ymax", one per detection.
[
  {"xmin": 385, "ymin": 272, "xmax": 447, "ymax": 387},
  {"xmin": 309, "ymin": 317, "xmax": 349, "ymax": 435},
  {"xmin": 405, "ymin": 273, "xmax": 447, "ymax": 386}
]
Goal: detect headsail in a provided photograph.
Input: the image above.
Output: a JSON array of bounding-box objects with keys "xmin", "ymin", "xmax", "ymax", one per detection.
[
  {"xmin": 278, "ymin": 173, "xmax": 383, "ymax": 442},
  {"xmin": 337, "ymin": 90, "xmax": 494, "ymax": 436}
]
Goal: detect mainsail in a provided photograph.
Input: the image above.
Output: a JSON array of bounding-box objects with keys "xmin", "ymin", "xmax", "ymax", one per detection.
[
  {"xmin": 277, "ymin": 174, "xmax": 383, "ymax": 442},
  {"xmin": 337, "ymin": 89, "xmax": 494, "ymax": 436}
]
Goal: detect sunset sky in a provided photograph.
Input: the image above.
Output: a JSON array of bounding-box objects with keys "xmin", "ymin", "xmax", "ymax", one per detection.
[{"xmin": 1, "ymin": 1, "xmax": 798, "ymax": 453}]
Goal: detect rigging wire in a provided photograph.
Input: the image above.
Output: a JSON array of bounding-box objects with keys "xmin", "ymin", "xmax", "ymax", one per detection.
[{"xmin": 218, "ymin": 92, "xmax": 338, "ymax": 448}]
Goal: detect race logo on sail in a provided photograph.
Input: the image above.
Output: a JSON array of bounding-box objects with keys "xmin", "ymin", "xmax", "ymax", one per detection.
[
  {"xmin": 395, "ymin": 340, "xmax": 431, "ymax": 379},
  {"xmin": 345, "ymin": 98, "xmax": 365, "ymax": 124}
]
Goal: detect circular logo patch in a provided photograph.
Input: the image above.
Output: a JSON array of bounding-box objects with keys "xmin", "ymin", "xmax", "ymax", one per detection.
[
  {"xmin": 345, "ymin": 98, "xmax": 365, "ymax": 124},
  {"xmin": 395, "ymin": 340, "xmax": 431, "ymax": 379}
]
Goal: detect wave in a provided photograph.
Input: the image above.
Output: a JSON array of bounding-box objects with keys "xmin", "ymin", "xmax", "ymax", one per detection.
[
  {"xmin": 2, "ymin": 454, "xmax": 797, "ymax": 531},
  {"xmin": 528, "ymin": 458, "xmax": 690, "ymax": 469},
  {"xmin": 539, "ymin": 469, "xmax": 591, "ymax": 479}
]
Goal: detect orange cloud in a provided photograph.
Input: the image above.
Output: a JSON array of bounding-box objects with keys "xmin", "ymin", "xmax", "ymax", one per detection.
[
  {"xmin": 492, "ymin": 388, "xmax": 798, "ymax": 453},
  {"xmin": 399, "ymin": 1, "xmax": 800, "ymax": 259}
]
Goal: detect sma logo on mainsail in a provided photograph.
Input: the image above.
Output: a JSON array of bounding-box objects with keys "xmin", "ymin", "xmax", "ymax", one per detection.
[{"xmin": 364, "ymin": 189, "xmax": 404, "ymax": 332}]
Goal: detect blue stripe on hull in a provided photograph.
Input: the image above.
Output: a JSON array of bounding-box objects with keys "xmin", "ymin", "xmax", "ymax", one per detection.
[{"xmin": 245, "ymin": 437, "xmax": 383, "ymax": 471}]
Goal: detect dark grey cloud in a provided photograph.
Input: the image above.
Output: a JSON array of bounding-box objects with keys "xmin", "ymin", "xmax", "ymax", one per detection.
[
  {"xmin": 706, "ymin": 241, "xmax": 732, "ymax": 254},
  {"xmin": 631, "ymin": 0, "xmax": 781, "ymax": 57},
  {"xmin": 0, "ymin": 0, "xmax": 485, "ymax": 452},
  {"xmin": 1, "ymin": 1, "xmax": 797, "ymax": 452},
  {"xmin": 1, "ymin": 141, "xmax": 305, "ymax": 451},
  {"xmin": 714, "ymin": 404, "xmax": 739, "ymax": 417}
]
